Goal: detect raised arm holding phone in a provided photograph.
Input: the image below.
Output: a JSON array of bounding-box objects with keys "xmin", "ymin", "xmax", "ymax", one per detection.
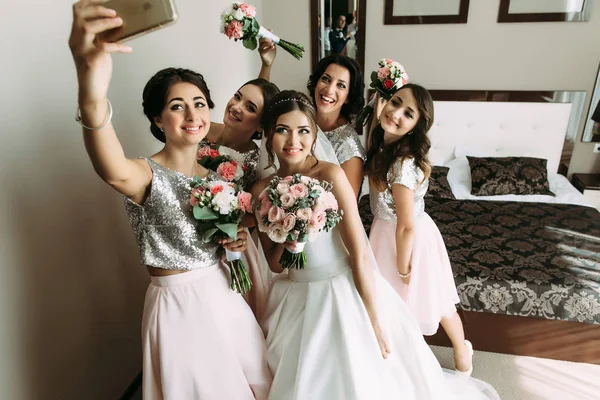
[{"xmin": 68, "ymin": 1, "xmax": 271, "ymax": 398}]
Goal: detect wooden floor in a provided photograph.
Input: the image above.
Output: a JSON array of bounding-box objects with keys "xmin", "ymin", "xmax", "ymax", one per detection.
[{"xmin": 425, "ymin": 311, "xmax": 600, "ymax": 365}]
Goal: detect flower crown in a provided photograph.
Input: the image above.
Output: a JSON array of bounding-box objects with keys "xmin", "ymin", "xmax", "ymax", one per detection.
[{"xmin": 268, "ymin": 97, "xmax": 314, "ymax": 112}]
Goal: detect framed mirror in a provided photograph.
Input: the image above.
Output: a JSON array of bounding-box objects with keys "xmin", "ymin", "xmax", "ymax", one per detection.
[
  {"xmin": 498, "ymin": 0, "xmax": 593, "ymax": 23},
  {"xmin": 310, "ymin": 0, "xmax": 367, "ymax": 74},
  {"xmin": 384, "ymin": 0, "xmax": 470, "ymax": 25},
  {"xmin": 582, "ymin": 63, "xmax": 600, "ymax": 142}
]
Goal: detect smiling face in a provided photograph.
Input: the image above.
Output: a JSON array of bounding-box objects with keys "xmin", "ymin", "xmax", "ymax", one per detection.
[
  {"xmin": 270, "ymin": 110, "xmax": 316, "ymax": 165},
  {"xmin": 314, "ymin": 63, "xmax": 350, "ymax": 117},
  {"xmin": 379, "ymin": 87, "xmax": 420, "ymax": 142},
  {"xmin": 223, "ymin": 83, "xmax": 265, "ymax": 134},
  {"xmin": 154, "ymin": 81, "xmax": 211, "ymax": 144}
]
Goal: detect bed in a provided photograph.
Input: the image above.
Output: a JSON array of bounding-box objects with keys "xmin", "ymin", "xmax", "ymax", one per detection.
[{"xmin": 359, "ymin": 92, "xmax": 600, "ymax": 364}]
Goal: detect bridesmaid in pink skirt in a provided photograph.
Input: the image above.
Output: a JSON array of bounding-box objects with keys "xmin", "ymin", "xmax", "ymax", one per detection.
[
  {"xmin": 68, "ymin": 3, "xmax": 271, "ymax": 398},
  {"xmin": 365, "ymin": 83, "xmax": 473, "ymax": 376}
]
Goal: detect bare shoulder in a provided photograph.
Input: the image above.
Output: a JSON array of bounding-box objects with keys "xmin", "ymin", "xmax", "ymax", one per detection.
[
  {"xmin": 130, "ymin": 157, "xmax": 153, "ymax": 178},
  {"xmin": 250, "ymin": 174, "xmax": 275, "ymax": 197},
  {"xmin": 315, "ymin": 161, "xmax": 346, "ymax": 183}
]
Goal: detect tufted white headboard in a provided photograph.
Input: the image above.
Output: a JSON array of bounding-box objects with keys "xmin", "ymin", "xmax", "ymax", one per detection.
[{"xmin": 428, "ymin": 101, "xmax": 572, "ymax": 174}]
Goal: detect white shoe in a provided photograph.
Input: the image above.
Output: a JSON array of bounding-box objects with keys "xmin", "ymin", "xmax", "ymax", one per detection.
[{"xmin": 454, "ymin": 340, "xmax": 473, "ymax": 377}]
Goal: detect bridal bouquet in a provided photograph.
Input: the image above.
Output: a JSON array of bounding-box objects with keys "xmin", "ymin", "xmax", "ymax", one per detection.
[
  {"xmin": 190, "ymin": 177, "xmax": 254, "ymax": 294},
  {"xmin": 355, "ymin": 58, "xmax": 409, "ymax": 126},
  {"xmin": 197, "ymin": 140, "xmax": 246, "ymax": 183},
  {"xmin": 220, "ymin": 2, "xmax": 305, "ymax": 60},
  {"xmin": 255, "ymin": 174, "xmax": 343, "ymax": 269}
]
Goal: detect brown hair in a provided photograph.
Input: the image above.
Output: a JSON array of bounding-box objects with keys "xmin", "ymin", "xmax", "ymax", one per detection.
[
  {"xmin": 365, "ymin": 83, "xmax": 434, "ymax": 192},
  {"xmin": 263, "ymin": 90, "xmax": 319, "ymax": 170},
  {"xmin": 142, "ymin": 68, "xmax": 214, "ymax": 143}
]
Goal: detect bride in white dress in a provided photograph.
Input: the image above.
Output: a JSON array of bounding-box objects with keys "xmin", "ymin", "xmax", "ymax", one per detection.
[{"xmin": 252, "ymin": 90, "xmax": 500, "ymax": 399}]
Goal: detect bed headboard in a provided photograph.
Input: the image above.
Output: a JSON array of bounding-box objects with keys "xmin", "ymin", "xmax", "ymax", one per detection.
[{"xmin": 428, "ymin": 96, "xmax": 572, "ymax": 174}]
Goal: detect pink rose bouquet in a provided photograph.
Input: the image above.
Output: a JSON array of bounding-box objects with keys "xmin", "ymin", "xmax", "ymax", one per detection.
[
  {"xmin": 220, "ymin": 2, "xmax": 305, "ymax": 60},
  {"xmin": 197, "ymin": 140, "xmax": 245, "ymax": 183},
  {"xmin": 190, "ymin": 177, "xmax": 254, "ymax": 294},
  {"xmin": 355, "ymin": 58, "xmax": 409, "ymax": 127},
  {"xmin": 255, "ymin": 174, "xmax": 343, "ymax": 269}
]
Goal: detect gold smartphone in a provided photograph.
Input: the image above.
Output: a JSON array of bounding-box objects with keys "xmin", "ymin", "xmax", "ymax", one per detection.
[{"xmin": 100, "ymin": 0, "xmax": 178, "ymax": 43}]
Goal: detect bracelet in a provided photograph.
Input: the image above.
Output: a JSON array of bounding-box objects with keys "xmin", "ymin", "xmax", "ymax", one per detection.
[
  {"xmin": 75, "ymin": 100, "xmax": 113, "ymax": 131},
  {"xmin": 398, "ymin": 269, "xmax": 411, "ymax": 279}
]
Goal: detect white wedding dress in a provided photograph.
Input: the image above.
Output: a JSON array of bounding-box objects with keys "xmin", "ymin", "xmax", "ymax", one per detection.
[
  {"xmin": 257, "ymin": 131, "xmax": 499, "ymax": 399},
  {"xmin": 260, "ymin": 227, "xmax": 500, "ymax": 399}
]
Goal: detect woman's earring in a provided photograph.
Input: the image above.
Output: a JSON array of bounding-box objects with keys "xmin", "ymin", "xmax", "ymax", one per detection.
[{"xmin": 160, "ymin": 127, "xmax": 165, "ymax": 132}]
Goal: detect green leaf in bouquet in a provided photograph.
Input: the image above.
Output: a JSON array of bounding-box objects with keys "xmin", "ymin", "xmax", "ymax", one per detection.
[
  {"xmin": 201, "ymin": 227, "xmax": 219, "ymax": 243},
  {"xmin": 197, "ymin": 156, "xmax": 210, "ymax": 167},
  {"xmin": 243, "ymin": 37, "xmax": 258, "ymax": 50},
  {"xmin": 296, "ymin": 198, "xmax": 309, "ymax": 209},
  {"xmin": 370, "ymin": 71, "xmax": 379, "ymax": 86},
  {"xmin": 216, "ymin": 222, "xmax": 239, "ymax": 240},
  {"xmin": 288, "ymin": 232, "xmax": 297, "ymax": 241},
  {"xmin": 379, "ymin": 88, "xmax": 394, "ymax": 101},
  {"xmin": 243, "ymin": 18, "xmax": 251, "ymax": 30},
  {"xmin": 298, "ymin": 232, "xmax": 308, "ymax": 242},
  {"xmin": 193, "ymin": 206, "xmax": 218, "ymax": 220},
  {"xmin": 251, "ymin": 18, "xmax": 260, "ymax": 33},
  {"xmin": 213, "ymin": 155, "xmax": 227, "ymax": 164}
]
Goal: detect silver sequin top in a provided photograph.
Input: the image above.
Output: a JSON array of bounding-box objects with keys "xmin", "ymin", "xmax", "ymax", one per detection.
[
  {"xmin": 322, "ymin": 124, "xmax": 366, "ymax": 164},
  {"xmin": 218, "ymin": 145, "xmax": 260, "ymax": 191},
  {"xmin": 369, "ymin": 157, "xmax": 428, "ymax": 223},
  {"xmin": 123, "ymin": 158, "xmax": 220, "ymax": 270}
]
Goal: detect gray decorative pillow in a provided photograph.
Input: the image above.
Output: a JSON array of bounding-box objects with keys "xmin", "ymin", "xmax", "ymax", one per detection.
[
  {"xmin": 467, "ymin": 156, "xmax": 554, "ymax": 196},
  {"xmin": 426, "ymin": 166, "xmax": 456, "ymax": 199}
]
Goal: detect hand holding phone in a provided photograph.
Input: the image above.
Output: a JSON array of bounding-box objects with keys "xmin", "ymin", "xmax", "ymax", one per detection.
[{"xmin": 99, "ymin": 0, "xmax": 178, "ymax": 43}]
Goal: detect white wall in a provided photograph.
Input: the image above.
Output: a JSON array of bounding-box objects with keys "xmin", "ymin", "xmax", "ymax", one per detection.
[
  {"xmin": 262, "ymin": 0, "xmax": 600, "ymax": 174},
  {"xmin": 262, "ymin": 0, "xmax": 312, "ymax": 91},
  {"xmin": 0, "ymin": 0, "xmax": 263, "ymax": 398}
]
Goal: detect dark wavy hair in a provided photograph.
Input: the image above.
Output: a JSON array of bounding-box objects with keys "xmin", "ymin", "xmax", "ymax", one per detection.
[
  {"xmin": 142, "ymin": 68, "xmax": 215, "ymax": 143},
  {"xmin": 263, "ymin": 90, "xmax": 319, "ymax": 171},
  {"xmin": 306, "ymin": 54, "xmax": 364, "ymax": 123},
  {"xmin": 365, "ymin": 83, "xmax": 434, "ymax": 192},
  {"xmin": 237, "ymin": 78, "xmax": 280, "ymax": 140}
]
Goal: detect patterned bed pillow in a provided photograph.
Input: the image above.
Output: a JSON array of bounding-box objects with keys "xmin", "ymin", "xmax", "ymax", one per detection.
[
  {"xmin": 467, "ymin": 156, "xmax": 554, "ymax": 196},
  {"xmin": 426, "ymin": 166, "xmax": 456, "ymax": 199}
]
